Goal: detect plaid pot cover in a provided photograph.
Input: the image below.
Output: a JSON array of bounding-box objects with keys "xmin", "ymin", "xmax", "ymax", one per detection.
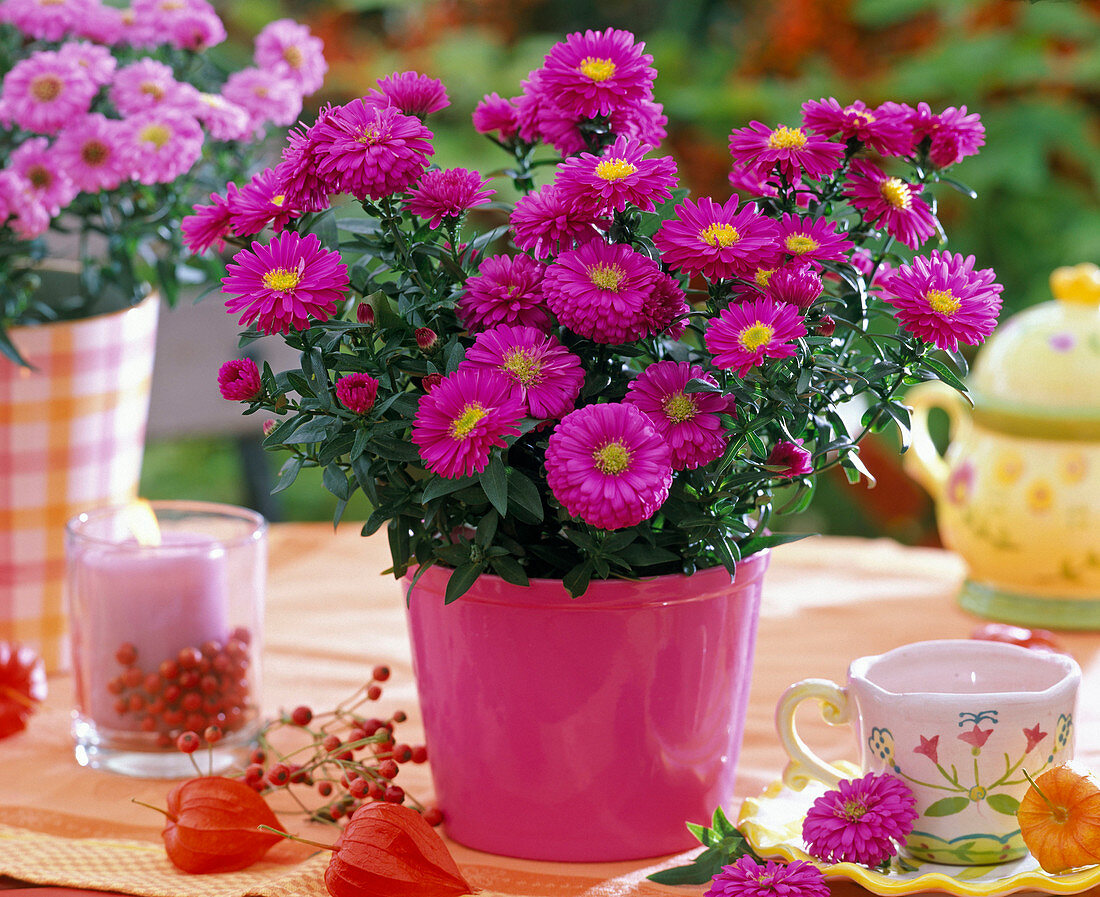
[{"xmin": 0, "ymin": 295, "xmax": 159, "ymax": 671}]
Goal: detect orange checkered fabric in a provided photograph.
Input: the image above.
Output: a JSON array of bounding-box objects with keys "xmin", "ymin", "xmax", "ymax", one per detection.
[{"xmin": 0, "ymin": 296, "xmax": 159, "ymax": 671}]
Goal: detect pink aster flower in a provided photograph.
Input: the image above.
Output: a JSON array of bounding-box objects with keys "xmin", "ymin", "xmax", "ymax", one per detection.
[
  {"xmin": 122, "ymin": 109, "xmax": 204, "ymax": 185},
  {"xmin": 217, "ymin": 358, "xmax": 262, "ymax": 402},
  {"xmin": 510, "ymin": 183, "xmax": 608, "ymax": 260},
  {"xmin": 728, "ymin": 121, "xmax": 845, "ymax": 183},
  {"xmin": 544, "ymin": 402, "xmax": 672, "ymax": 530},
  {"xmin": 0, "ymin": 171, "xmax": 49, "ymax": 239},
  {"xmin": 843, "ymin": 160, "xmax": 938, "ymax": 249},
  {"xmin": 131, "ymin": 0, "xmax": 225, "ymax": 51},
  {"xmin": 458, "ymin": 254, "xmax": 551, "ymax": 333},
  {"xmin": 253, "ymin": 18, "xmax": 326, "ymax": 95},
  {"xmin": 222, "ymin": 67, "xmax": 302, "ymax": 135},
  {"xmin": 228, "ymin": 167, "xmax": 300, "ymax": 236},
  {"xmin": 335, "ymin": 373, "xmax": 380, "ymax": 415},
  {"xmin": 654, "ymin": 196, "xmax": 779, "ymax": 282},
  {"xmin": 777, "ymin": 213, "xmax": 853, "ymax": 266},
  {"xmin": 56, "ymin": 41, "xmax": 116, "ymax": 86},
  {"xmin": 182, "ymin": 188, "xmax": 233, "ymax": 254},
  {"xmin": 51, "ymin": 113, "xmax": 129, "ymax": 192},
  {"xmin": 0, "ymin": 51, "xmax": 97, "ymax": 135},
  {"xmin": 73, "ymin": 2, "xmax": 126, "ymax": 43},
  {"xmin": 640, "ymin": 270, "xmax": 690, "ymax": 339},
  {"xmin": 880, "ymin": 250, "xmax": 1003, "ymax": 352},
  {"xmin": 801, "ymin": 772, "xmax": 918, "ymax": 867},
  {"xmin": 706, "ymin": 298, "xmax": 807, "ymax": 378},
  {"xmin": 1, "ymin": 0, "xmax": 93, "ymax": 41},
  {"xmin": 625, "ymin": 361, "xmax": 729, "ymax": 470},
  {"xmin": 109, "ymin": 59, "xmax": 195, "ymax": 116},
  {"xmin": 222, "ymin": 230, "xmax": 349, "ymax": 336},
  {"xmin": 10, "ymin": 137, "xmax": 77, "ymax": 216},
  {"xmin": 538, "ymin": 28, "xmax": 656, "ymax": 120},
  {"xmin": 767, "ymin": 264, "xmax": 823, "ymax": 311},
  {"xmin": 310, "ymin": 100, "xmax": 434, "ymax": 202},
  {"xmin": 704, "ymin": 856, "xmax": 829, "ymax": 897},
  {"xmin": 273, "ymin": 108, "xmax": 334, "ymax": 214},
  {"xmin": 767, "ymin": 440, "xmax": 813, "ymax": 478},
  {"xmin": 472, "ymin": 92, "xmax": 519, "ymax": 139},
  {"xmin": 411, "ymin": 368, "xmax": 524, "ymax": 479},
  {"xmin": 191, "ymin": 92, "xmax": 251, "ymax": 142},
  {"xmin": 554, "ymin": 136, "xmax": 678, "ymax": 216},
  {"xmin": 461, "ymin": 324, "xmax": 584, "ymax": 421},
  {"xmin": 369, "ymin": 71, "xmax": 449, "ymax": 118},
  {"xmin": 928, "ymin": 105, "xmax": 985, "ymax": 168},
  {"xmin": 544, "ymin": 240, "xmax": 661, "ymax": 344},
  {"xmin": 800, "ymin": 98, "xmax": 912, "ymax": 157},
  {"xmin": 405, "ymin": 167, "xmax": 494, "ymax": 229}
]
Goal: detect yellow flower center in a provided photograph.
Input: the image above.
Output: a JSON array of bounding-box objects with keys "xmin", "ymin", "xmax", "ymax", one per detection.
[
  {"xmin": 925, "ymin": 288, "xmax": 961, "ymax": 317},
  {"xmin": 81, "ymin": 140, "xmax": 108, "ymax": 166},
  {"xmin": 588, "ymin": 262, "xmax": 625, "ymax": 291},
  {"xmin": 594, "ymin": 158, "xmax": 637, "ymax": 182},
  {"xmin": 357, "ymin": 125, "xmax": 380, "ymax": 145},
  {"xmin": 252, "ymin": 85, "xmax": 270, "ymax": 99},
  {"xmin": 120, "ymin": 8, "xmax": 135, "ymax": 24},
  {"xmin": 159, "ymin": 0, "xmax": 184, "ymax": 9},
  {"xmin": 272, "ymin": 194, "xmax": 286, "ymax": 207},
  {"xmin": 501, "ymin": 348, "xmax": 543, "ymax": 386},
  {"xmin": 699, "ymin": 223, "xmax": 740, "ymax": 248},
  {"xmin": 739, "ymin": 322, "xmax": 774, "ymax": 350},
  {"xmin": 449, "ymin": 403, "xmax": 488, "ymax": 439},
  {"xmin": 592, "ymin": 440, "xmax": 632, "ymax": 475},
  {"xmin": 967, "ymin": 786, "xmax": 987, "ymax": 802},
  {"xmin": 841, "ymin": 800, "xmax": 868, "ymax": 822},
  {"xmin": 767, "ymin": 125, "xmax": 808, "ymax": 150},
  {"xmin": 785, "ymin": 234, "xmax": 820, "ymax": 255},
  {"xmin": 30, "ymin": 74, "xmax": 63, "ymax": 102},
  {"xmin": 661, "ymin": 391, "xmax": 697, "ymax": 423},
  {"xmin": 262, "ymin": 267, "xmax": 301, "ymax": 292},
  {"xmin": 579, "ymin": 57, "xmax": 616, "ymax": 82},
  {"xmin": 138, "ymin": 123, "xmax": 172, "ymax": 148},
  {"xmin": 282, "ymin": 45, "xmax": 304, "ymax": 69},
  {"xmin": 754, "ymin": 268, "xmax": 775, "ymax": 289},
  {"xmin": 27, "ymin": 165, "xmax": 51, "ymax": 189},
  {"xmin": 880, "ymin": 177, "xmax": 911, "ymax": 210},
  {"xmin": 848, "ymin": 106, "xmax": 875, "ymax": 124},
  {"xmin": 38, "ymin": 0, "xmax": 65, "ymax": 5},
  {"xmin": 140, "ymin": 81, "xmax": 165, "ymax": 100}
]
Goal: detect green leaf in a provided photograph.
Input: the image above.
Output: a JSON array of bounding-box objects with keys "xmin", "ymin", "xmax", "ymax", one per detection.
[
  {"xmin": 479, "ymin": 454, "xmax": 508, "ymax": 516},
  {"xmin": 444, "ymin": 563, "xmax": 482, "ymax": 604},
  {"xmin": 369, "ymin": 436, "xmax": 422, "ymax": 461},
  {"xmin": 421, "ymin": 474, "xmax": 477, "ymax": 504},
  {"xmin": 0, "ymin": 326, "xmax": 29, "ymax": 366},
  {"xmin": 562, "ymin": 561, "xmax": 594, "ymax": 598},
  {"xmin": 739, "ymin": 532, "xmax": 811, "ymax": 555},
  {"xmin": 475, "ymin": 510, "xmax": 499, "ymax": 547},
  {"xmin": 919, "ymin": 356, "xmax": 971, "ymax": 397},
  {"xmin": 313, "ymin": 208, "xmax": 340, "ymax": 251},
  {"xmin": 491, "ymin": 555, "xmax": 529, "ymax": 587},
  {"xmin": 986, "ymin": 793, "xmax": 1021, "ymax": 816},
  {"xmin": 323, "ymin": 463, "xmax": 351, "ymax": 500},
  {"xmin": 387, "ymin": 518, "xmax": 411, "ymax": 576},
  {"xmin": 281, "ymin": 418, "xmax": 336, "ymax": 444},
  {"xmin": 270, "ymin": 457, "xmax": 303, "ymax": 495},
  {"xmin": 924, "ymin": 796, "xmax": 970, "ymax": 817},
  {"xmin": 505, "ymin": 468, "xmax": 543, "ymax": 522}
]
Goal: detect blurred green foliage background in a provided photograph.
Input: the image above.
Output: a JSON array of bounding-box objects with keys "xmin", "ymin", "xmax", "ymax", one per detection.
[{"xmin": 141, "ymin": 0, "xmax": 1100, "ymax": 542}]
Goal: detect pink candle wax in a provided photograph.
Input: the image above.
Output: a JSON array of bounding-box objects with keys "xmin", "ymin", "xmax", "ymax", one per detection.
[{"xmin": 72, "ymin": 532, "xmax": 231, "ymax": 731}]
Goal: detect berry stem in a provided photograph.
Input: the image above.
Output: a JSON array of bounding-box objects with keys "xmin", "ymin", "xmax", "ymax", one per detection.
[
  {"xmin": 257, "ymin": 825, "xmax": 337, "ymax": 852},
  {"xmin": 131, "ymin": 798, "xmax": 176, "ymax": 822},
  {"xmin": 1022, "ymin": 769, "xmax": 1068, "ymax": 821}
]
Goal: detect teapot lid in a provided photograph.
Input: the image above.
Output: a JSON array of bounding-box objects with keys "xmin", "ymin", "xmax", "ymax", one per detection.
[{"xmin": 969, "ymin": 264, "xmax": 1100, "ymax": 436}]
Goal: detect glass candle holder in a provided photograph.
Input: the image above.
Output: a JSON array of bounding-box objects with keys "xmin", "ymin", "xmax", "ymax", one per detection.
[{"xmin": 65, "ymin": 500, "xmax": 265, "ymax": 777}]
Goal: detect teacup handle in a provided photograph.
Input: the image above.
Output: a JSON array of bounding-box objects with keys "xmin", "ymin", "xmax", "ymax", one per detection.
[{"xmin": 775, "ymin": 679, "xmax": 852, "ymax": 789}]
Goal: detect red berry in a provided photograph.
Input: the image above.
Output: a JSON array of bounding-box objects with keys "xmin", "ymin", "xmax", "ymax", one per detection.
[
  {"xmin": 318, "ymin": 782, "xmax": 333, "ymax": 797},
  {"xmin": 140, "ymin": 715, "xmax": 157, "ymax": 732},
  {"xmin": 230, "ymin": 626, "xmax": 251, "ymax": 645},
  {"xmin": 290, "ymin": 705, "xmax": 312, "ymax": 726},
  {"xmin": 330, "ymin": 803, "xmax": 345, "ymax": 820},
  {"xmin": 155, "ymin": 733, "xmax": 174, "ymax": 749},
  {"xmin": 267, "ymin": 763, "xmax": 291, "ymax": 786},
  {"xmin": 159, "ymin": 659, "xmax": 180, "ymax": 680},
  {"xmin": 391, "ymin": 711, "xmax": 407, "ymax": 723},
  {"xmin": 348, "ymin": 727, "xmax": 368, "ymax": 744},
  {"xmin": 411, "ymin": 745, "xmax": 428, "ymax": 764},
  {"xmin": 423, "ymin": 807, "xmax": 444, "ymax": 827},
  {"xmin": 177, "ymin": 646, "xmax": 202, "ymax": 669},
  {"xmin": 163, "ymin": 684, "xmax": 182, "ymax": 704},
  {"xmin": 392, "ymin": 743, "xmax": 413, "ymax": 763},
  {"xmin": 162, "ymin": 708, "xmax": 185, "ymax": 727},
  {"xmin": 371, "ymin": 665, "xmax": 390, "ymax": 682},
  {"xmin": 113, "ymin": 698, "xmax": 128, "ymax": 715},
  {"xmin": 362, "ymin": 718, "xmax": 384, "ymax": 737},
  {"xmin": 143, "ymin": 673, "xmax": 161, "ymax": 695},
  {"xmin": 176, "ymin": 731, "xmax": 200, "ymax": 753},
  {"xmin": 212, "ymin": 653, "xmax": 232, "ymax": 674},
  {"xmin": 382, "ymin": 785, "xmax": 405, "ymax": 803},
  {"xmin": 115, "ymin": 643, "xmax": 138, "ymax": 666},
  {"xmin": 348, "ymin": 778, "xmax": 369, "ymax": 798},
  {"xmin": 178, "ymin": 671, "xmax": 200, "ymax": 690},
  {"xmin": 378, "ymin": 759, "xmax": 399, "ymax": 780},
  {"xmin": 181, "ymin": 692, "xmax": 203, "ymax": 713},
  {"xmin": 244, "ymin": 763, "xmax": 264, "ymax": 783},
  {"xmin": 127, "ymin": 694, "xmax": 145, "ymax": 713},
  {"xmin": 106, "ymin": 676, "xmax": 124, "ymax": 696},
  {"xmin": 250, "ymin": 748, "xmax": 266, "ymax": 764},
  {"xmin": 203, "ymin": 724, "xmax": 223, "ymax": 744},
  {"xmin": 200, "ymin": 674, "xmax": 219, "ymax": 695},
  {"xmin": 122, "ymin": 668, "xmax": 143, "ymax": 689},
  {"xmin": 184, "ymin": 712, "xmax": 207, "ymax": 732},
  {"xmin": 322, "ymin": 734, "xmax": 341, "ymax": 753},
  {"xmin": 367, "ymin": 781, "xmax": 384, "ymax": 800},
  {"xmin": 366, "ymin": 685, "xmax": 382, "ymax": 701},
  {"xmin": 200, "ymin": 640, "xmax": 220, "ymax": 658}
]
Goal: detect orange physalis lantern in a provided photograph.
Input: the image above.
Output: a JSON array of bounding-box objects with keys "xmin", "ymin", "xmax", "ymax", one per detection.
[{"xmin": 1018, "ymin": 764, "xmax": 1100, "ymax": 873}]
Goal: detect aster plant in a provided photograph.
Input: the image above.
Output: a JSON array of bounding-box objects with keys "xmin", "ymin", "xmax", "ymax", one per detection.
[
  {"xmin": 200, "ymin": 28, "xmax": 1003, "ymax": 601},
  {"xmin": 0, "ymin": 0, "xmax": 325, "ymax": 364}
]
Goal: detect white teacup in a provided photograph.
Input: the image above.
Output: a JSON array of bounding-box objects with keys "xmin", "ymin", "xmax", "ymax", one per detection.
[{"xmin": 776, "ymin": 639, "xmax": 1080, "ymax": 865}]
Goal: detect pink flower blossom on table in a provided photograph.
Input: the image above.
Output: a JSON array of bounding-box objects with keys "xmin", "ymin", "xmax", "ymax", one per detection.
[
  {"xmin": 914, "ymin": 734, "xmax": 939, "ymax": 763},
  {"xmin": 254, "ymin": 18, "xmax": 326, "ymax": 95},
  {"xmin": 928, "ymin": 105, "xmax": 985, "ymax": 168},
  {"xmin": 222, "ymin": 67, "xmax": 302, "ymax": 136},
  {"xmin": 544, "ymin": 402, "xmax": 672, "ymax": 530},
  {"xmin": 406, "ymin": 167, "xmax": 494, "ymax": 229},
  {"xmin": 411, "ymin": 368, "xmax": 524, "ymax": 479},
  {"xmin": 228, "ymin": 167, "xmax": 300, "ymax": 236},
  {"xmin": 767, "ymin": 264, "xmax": 823, "ymax": 311},
  {"xmin": 800, "ymin": 98, "xmax": 912, "ymax": 157},
  {"xmin": 538, "ymin": 28, "xmax": 656, "ymax": 120},
  {"xmin": 273, "ymin": 107, "xmax": 334, "ymax": 214},
  {"xmin": 182, "ymin": 188, "xmax": 234, "ymax": 254},
  {"xmin": 1024, "ymin": 724, "xmax": 1048, "ymax": 754},
  {"xmin": 544, "ymin": 239, "xmax": 660, "ymax": 344},
  {"xmin": 706, "ymin": 297, "xmax": 807, "ymax": 378},
  {"xmin": 510, "ymin": 183, "xmax": 608, "ymax": 260},
  {"xmin": 217, "ymin": 358, "xmax": 262, "ymax": 401},
  {"xmin": 728, "ymin": 121, "xmax": 845, "ymax": 183},
  {"xmin": 368, "ymin": 71, "xmax": 449, "ymax": 117},
  {"xmin": 109, "ymin": 59, "xmax": 196, "ymax": 116},
  {"xmin": 554, "ymin": 136, "xmax": 678, "ymax": 215},
  {"xmin": 335, "ymin": 372, "xmax": 380, "ymax": 415},
  {"xmin": 777, "ymin": 213, "xmax": 853, "ymax": 267},
  {"xmin": 461, "ymin": 324, "xmax": 584, "ymax": 421},
  {"xmin": 880, "ymin": 250, "xmax": 1003, "ymax": 352},
  {"xmin": 0, "ymin": 170, "xmax": 49, "ymax": 239},
  {"xmin": 310, "ymin": 101, "xmax": 434, "ymax": 202},
  {"xmin": 1, "ymin": 0, "xmax": 93, "ymax": 41},
  {"xmin": 767, "ymin": 439, "xmax": 813, "ymax": 478},
  {"xmin": 457, "ymin": 254, "xmax": 551, "ymax": 333},
  {"xmin": 843, "ymin": 160, "xmax": 938, "ymax": 250},
  {"xmin": 472, "ymin": 92, "xmax": 519, "ymax": 139},
  {"xmin": 191, "ymin": 92, "xmax": 251, "ymax": 141},
  {"xmin": 56, "ymin": 41, "xmax": 116, "ymax": 86},
  {"xmin": 704, "ymin": 856, "xmax": 829, "ymax": 897},
  {"xmin": 222, "ymin": 230, "xmax": 349, "ymax": 336},
  {"xmin": 10, "ymin": 137, "xmax": 77, "ymax": 216},
  {"xmin": 122, "ymin": 109, "xmax": 204, "ymax": 185},
  {"xmin": 801, "ymin": 772, "xmax": 918, "ymax": 867},
  {"xmin": 654, "ymin": 196, "xmax": 779, "ymax": 282},
  {"xmin": 0, "ymin": 51, "xmax": 97, "ymax": 135},
  {"xmin": 625, "ymin": 361, "xmax": 729, "ymax": 470},
  {"xmin": 51, "ymin": 112, "xmax": 129, "ymax": 192}
]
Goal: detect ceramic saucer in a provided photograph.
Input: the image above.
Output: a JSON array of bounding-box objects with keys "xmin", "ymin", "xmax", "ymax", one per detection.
[{"xmin": 738, "ymin": 776, "xmax": 1100, "ymax": 896}]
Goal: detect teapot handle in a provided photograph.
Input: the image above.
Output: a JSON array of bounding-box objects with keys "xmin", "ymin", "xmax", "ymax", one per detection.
[{"xmin": 904, "ymin": 381, "xmax": 972, "ymax": 502}]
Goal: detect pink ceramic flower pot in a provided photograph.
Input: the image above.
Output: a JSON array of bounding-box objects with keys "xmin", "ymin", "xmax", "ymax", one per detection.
[{"xmin": 404, "ymin": 551, "xmax": 768, "ymax": 861}]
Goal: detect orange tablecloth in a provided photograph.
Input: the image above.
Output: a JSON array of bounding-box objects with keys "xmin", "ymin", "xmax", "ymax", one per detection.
[{"xmin": 3, "ymin": 525, "xmax": 1100, "ymax": 896}]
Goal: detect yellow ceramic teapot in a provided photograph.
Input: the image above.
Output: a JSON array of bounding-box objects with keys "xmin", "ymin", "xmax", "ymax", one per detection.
[{"xmin": 905, "ymin": 264, "xmax": 1100, "ymax": 629}]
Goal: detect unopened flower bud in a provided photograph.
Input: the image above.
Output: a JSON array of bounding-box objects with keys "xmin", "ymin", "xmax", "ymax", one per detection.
[
  {"xmin": 415, "ymin": 327, "xmax": 438, "ymax": 352},
  {"xmin": 217, "ymin": 358, "xmax": 261, "ymax": 402},
  {"xmin": 356, "ymin": 303, "xmax": 375, "ymax": 325},
  {"xmin": 262, "ymin": 419, "xmax": 277, "ymax": 437},
  {"xmin": 817, "ymin": 314, "xmax": 836, "ymax": 337},
  {"xmin": 421, "ymin": 373, "xmax": 444, "ymax": 392}
]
